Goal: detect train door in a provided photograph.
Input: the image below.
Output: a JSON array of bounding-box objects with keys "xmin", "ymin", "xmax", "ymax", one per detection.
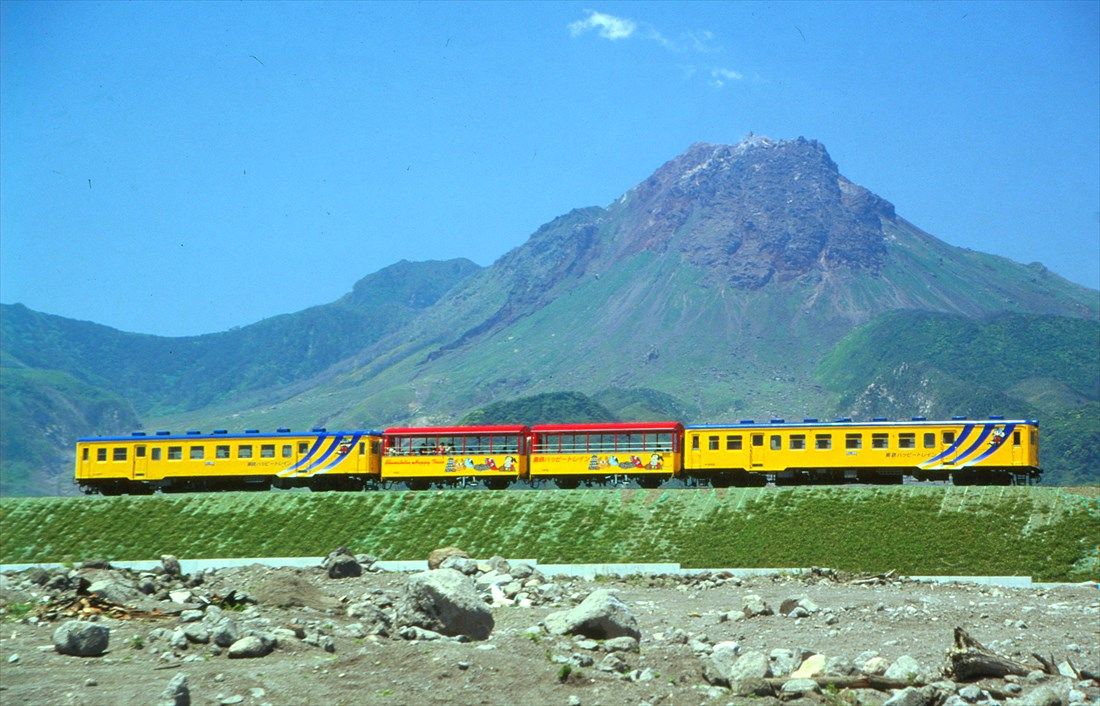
[
  {"xmin": 1011, "ymin": 428, "xmax": 1022, "ymax": 466},
  {"xmin": 687, "ymin": 433, "xmax": 703, "ymax": 469},
  {"xmin": 749, "ymin": 433, "xmax": 765, "ymax": 469},
  {"xmin": 133, "ymin": 445, "xmax": 148, "ymax": 481}
]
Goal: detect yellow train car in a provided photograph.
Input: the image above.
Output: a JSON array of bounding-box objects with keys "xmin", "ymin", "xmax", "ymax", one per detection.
[
  {"xmin": 75, "ymin": 427, "xmax": 382, "ymax": 494},
  {"xmin": 529, "ymin": 422, "xmax": 684, "ymax": 488},
  {"xmin": 683, "ymin": 417, "xmax": 1040, "ymax": 485},
  {"xmin": 381, "ymin": 425, "xmax": 529, "ymax": 489}
]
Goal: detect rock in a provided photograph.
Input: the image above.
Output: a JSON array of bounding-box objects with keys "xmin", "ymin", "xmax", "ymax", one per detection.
[
  {"xmin": 742, "ymin": 594, "xmax": 773, "ymax": 618},
  {"xmin": 179, "ymin": 609, "xmax": 204, "ymax": 623},
  {"xmin": 542, "ymin": 589, "xmax": 641, "ymax": 640},
  {"xmin": 597, "ymin": 652, "xmax": 628, "ymax": 673},
  {"xmin": 791, "ymin": 654, "xmax": 827, "ymax": 679},
  {"xmin": 53, "ymin": 621, "xmax": 110, "ymax": 657},
  {"xmin": 169, "ymin": 590, "xmax": 193, "ymax": 604},
  {"xmin": 427, "ymin": 546, "xmax": 469, "ymax": 570},
  {"xmin": 862, "ymin": 656, "xmax": 891, "ymax": 676},
  {"xmin": 825, "ymin": 655, "xmax": 858, "ymax": 676},
  {"xmin": 158, "ymin": 673, "xmax": 190, "ymax": 706},
  {"xmin": 182, "ymin": 625, "xmax": 210, "ymax": 644},
  {"xmin": 160, "ymin": 555, "xmax": 182, "ymax": 577},
  {"xmin": 81, "ymin": 559, "xmax": 113, "ymax": 570},
  {"xmin": 884, "ymin": 655, "xmax": 925, "ymax": 682},
  {"xmin": 511, "ymin": 563, "xmax": 535, "ymax": 580},
  {"xmin": 769, "ymin": 648, "xmax": 801, "ymax": 677},
  {"xmin": 602, "ymin": 636, "xmax": 639, "ymax": 653},
  {"xmin": 439, "ymin": 556, "xmax": 478, "ymax": 576},
  {"xmin": 208, "ymin": 618, "xmax": 241, "ymax": 648},
  {"xmin": 779, "ymin": 596, "xmax": 820, "ymax": 616},
  {"xmin": 170, "ymin": 629, "xmax": 190, "ymax": 650},
  {"xmin": 884, "ymin": 686, "xmax": 934, "ymax": 706},
  {"xmin": 705, "ymin": 649, "xmax": 771, "ymax": 689},
  {"xmin": 87, "ymin": 578, "xmax": 138, "ymax": 605},
  {"xmin": 323, "ymin": 547, "xmax": 362, "ymax": 579},
  {"xmin": 488, "ymin": 556, "xmax": 511, "ymax": 574},
  {"xmin": 780, "ymin": 678, "xmax": 820, "ymax": 698},
  {"xmin": 1014, "ymin": 686, "xmax": 1065, "ymax": 706},
  {"xmin": 227, "ymin": 634, "xmax": 274, "ymax": 658},
  {"xmin": 395, "ymin": 569, "xmax": 494, "ymax": 640}
]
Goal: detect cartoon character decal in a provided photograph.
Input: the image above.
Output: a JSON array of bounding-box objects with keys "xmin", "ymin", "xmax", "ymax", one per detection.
[
  {"xmin": 989, "ymin": 426, "xmax": 1007, "ymax": 447},
  {"xmin": 647, "ymin": 453, "xmax": 663, "ymax": 469},
  {"xmin": 502, "ymin": 456, "xmax": 517, "ymax": 472}
]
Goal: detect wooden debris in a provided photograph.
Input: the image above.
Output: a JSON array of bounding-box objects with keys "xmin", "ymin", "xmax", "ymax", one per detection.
[
  {"xmin": 947, "ymin": 627, "xmax": 1032, "ymax": 681},
  {"xmin": 36, "ymin": 594, "xmax": 166, "ymax": 622},
  {"xmin": 847, "ymin": 569, "xmax": 897, "ymax": 586}
]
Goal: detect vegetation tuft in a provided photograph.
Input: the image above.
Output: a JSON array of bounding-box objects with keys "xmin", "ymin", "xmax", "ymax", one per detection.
[{"xmin": 1, "ymin": 487, "xmax": 1096, "ymax": 582}]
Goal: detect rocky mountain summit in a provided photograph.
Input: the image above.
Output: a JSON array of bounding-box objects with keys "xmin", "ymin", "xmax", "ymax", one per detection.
[{"xmin": 1, "ymin": 550, "xmax": 1097, "ymax": 705}]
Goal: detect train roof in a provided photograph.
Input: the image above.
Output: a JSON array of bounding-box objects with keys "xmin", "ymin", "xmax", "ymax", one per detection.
[
  {"xmin": 686, "ymin": 417, "xmax": 1038, "ymax": 430},
  {"xmin": 77, "ymin": 428, "xmax": 382, "ymax": 443},
  {"xmin": 532, "ymin": 421, "xmax": 683, "ymax": 433},
  {"xmin": 383, "ymin": 425, "xmax": 529, "ymax": 436}
]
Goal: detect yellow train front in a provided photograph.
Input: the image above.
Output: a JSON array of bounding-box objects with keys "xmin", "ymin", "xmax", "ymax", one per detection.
[
  {"xmin": 75, "ymin": 427, "xmax": 383, "ymax": 494},
  {"xmin": 682, "ymin": 417, "xmax": 1040, "ymax": 485}
]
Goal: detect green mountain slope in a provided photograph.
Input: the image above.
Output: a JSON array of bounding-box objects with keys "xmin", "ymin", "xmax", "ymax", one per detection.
[{"xmin": 816, "ymin": 311, "xmax": 1100, "ymax": 484}]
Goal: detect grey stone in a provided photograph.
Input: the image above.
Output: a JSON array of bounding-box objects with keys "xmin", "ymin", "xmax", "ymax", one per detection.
[
  {"xmin": 542, "ymin": 589, "xmax": 640, "ymax": 640},
  {"xmin": 395, "ymin": 569, "xmax": 494, "ymax": 640},
  {"xmin": 179, "ymin": 610, "xmax": 203, "ymax": 623},
  {"xmin": 87, "ymin": 578, "xmax": 138, "ymax": 605},
  {"xmin": 158, "ymin": 673, "xmax": 189, "ymax": 706},
  {"xmin": 884, "ymin": 655, "xmax": 925, "ymax": 682},
  {"xmin": 825, "ymin": 656, "xmax": 858, "ymax": 676},
  {"xmin": 602, "ymin": 636, "xmax": 639, "ymax": 653},
  {"xmin": 741, "ymin": 594, "xmax": 773, "ymax": 618},
  {"xmin": 208, "ymin": 618, "xmax": 240, "ymax": 648},
  {"xmin": 780, "ymin": 678, "xmax": 820, "ymax": 698},
  {"xmin": 227, "ymin": 635, "xmax": 273, "ymax": 659},
  {"xmin": 1016, "ymin": 686, "xmax": 1065, "ymax": 706},
  {"xmin": 770, "ymin": 648, "xmax": 800, "ymax": 677},
  {"xmin": 574, "ymin": 638, "xmax": 599, "ymax": 651},
  {"xmin": 597, "ymin": 652, "xmax": 628, "ymax": 673},
  {"xmin": 439, "ymin": 555, "xmax": 479, "ymax": 575},
  {"xmin": 53, "ymin": 621, "xmax": 110, "ymax": 657},
  {"xmin": 322, "ymin": 547, "xmax": 362, "ymax": 579},
  {"xmin": 182, "ymin": 625, "xmax": 209, "ymax": 644},
  {"xmin": 160, "ymin": 555, "xmax": 182, "ymax": 577},
  {"xmin": 488, "ymin": 556, "xmax": 511, "ymax": 575},
  {"xmin": 510, "ymin": 563, "xmax": 535, "ymax": 580},
  {"xmin": 170, "ymin": 629, "xmax": 189, "ymax": 650},
  {"xmin": 863, "ymin": 656, "xmax": 891, "ymax": 676},
  {"xmin": 883, "ymin": 687, "xmax": 934, "ymax": 706},
  {"xmin": 959, "ymin": 685, "xmax": 984, "ymax": 702},
  {"xmin": 704, "ymin": 649, "xmax": 771, "ymax": 689},
  {"xmin": 779, "ymin": 596, "xmax": 820, "ymax": 616}
]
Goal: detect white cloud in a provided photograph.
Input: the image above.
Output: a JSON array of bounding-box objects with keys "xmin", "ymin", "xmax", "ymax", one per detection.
[
  {"xmin": 569, "ymin": 10, "xmax": 637, "ymax": 41},
  {"xmin": 709, "ymin": 67, "xmax": 744, "ymax": 88}
]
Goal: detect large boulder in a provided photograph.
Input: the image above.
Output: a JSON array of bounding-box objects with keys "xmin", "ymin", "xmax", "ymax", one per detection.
[
  {"xmin": 704, "ymin": 650, "xmax": 774, "ymax": 695},
  {"xmin": 160, "ymin": 555, "xmax": 182, "ymax": 577},
  {"xmin": 322, "ymin": 547, "xmax": 362, "ymax": 579},
  {"xmin": 395, "ymin": 569, "xmax": 493, "ymax": 640},
  {"xmin": 428, "ymin": 546, "xmax": 469, "ymax": 570},
  {"xmin": 227, "ymin": 634, "xmax": 274, "ymax": 659},
  {"xmin": 53, "ymin": 621, "xmax": 110, "ymax": 656},
  {"xmin": 543, "ymin": 589, "xmax": 641, "ymax": 640}
]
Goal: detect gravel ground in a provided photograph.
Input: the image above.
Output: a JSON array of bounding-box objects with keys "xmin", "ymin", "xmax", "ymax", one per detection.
[{"xmin": 0, "ymin": 556, "xmax": 1097, "ymax": 706}]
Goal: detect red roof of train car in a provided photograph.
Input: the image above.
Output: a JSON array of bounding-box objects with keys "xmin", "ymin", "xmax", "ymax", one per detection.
[
  {"xmin": 531, "ymin": 422, "xmax": 682, "ymax": 433},
  {"xmin": 383, "ymin": 425, "xmax": 529, "ymax": 435}
]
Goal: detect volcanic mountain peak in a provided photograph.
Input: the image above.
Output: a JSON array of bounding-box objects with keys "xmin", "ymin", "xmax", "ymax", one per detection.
[{"xmin": 609, "ymin": 135, "xmax": 896, "ymax": 288}]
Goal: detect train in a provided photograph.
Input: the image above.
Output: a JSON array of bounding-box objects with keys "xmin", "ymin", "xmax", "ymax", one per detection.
[{"xmin": 74, "ymin": 416, "xmax": 1041, "ymax": 494}]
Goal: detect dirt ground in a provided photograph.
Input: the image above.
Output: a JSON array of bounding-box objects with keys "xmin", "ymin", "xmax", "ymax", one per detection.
[{"xmin": 0, "ymin": 560, "xmax": 1097, "ymax": 706}]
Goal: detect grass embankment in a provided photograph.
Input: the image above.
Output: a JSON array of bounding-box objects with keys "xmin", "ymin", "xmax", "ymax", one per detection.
[{"xmin": 1, "ymin": 487, "xmax": 1097, "ymax": 582}]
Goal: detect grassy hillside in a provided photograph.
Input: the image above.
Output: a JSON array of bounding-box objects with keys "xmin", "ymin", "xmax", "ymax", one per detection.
[
  {"xmin": 817, "ymin": 311, "xmax": 1100, "ymax": 485},
  {"xmin": 2, "ymin": 487, "xmax": 1096, "ymax": 582}
]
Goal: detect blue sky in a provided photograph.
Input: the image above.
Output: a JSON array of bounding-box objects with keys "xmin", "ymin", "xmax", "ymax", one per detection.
[{"xmin": 2, "ymin": 1, "xmax": 1098, "ymax": 336}]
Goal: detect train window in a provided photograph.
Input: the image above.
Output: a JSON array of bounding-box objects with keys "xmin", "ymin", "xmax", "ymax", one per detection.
[
  {"xmin": 923, "ymin": 432, "xmax": 936, "ymax": 448},
  {"xmin": 358, "ymin": 442, "xmax": 365, "ymax": 455},
  {"xmin": 216, "ymin": 445, "xmax": 230, "ymax": 459},
  {"xmin": 751, "ymin": 434, "xmax": 764, "ymax": 447},
  {"xmin": 708, "ymin": 435, "xmax": 719, "ymax": 450},
  {"xmin": 899, "ymin": 433, "xmax": 915, "ymax": 449},
  {"xmin": 872, "ymin": 434, "xmax": 888, "ymax": 449},
  {"xmin": 1013, "ymin": 431, "xmax": 1021, "ymax": 446},
  {"xmin": 657, "ymin": 433, "xmax": 672, "ymax": 451},
  {"xmin": 82, "ymin": 448, "xmax": 89, "ymax": 461},
  {"xmin": 136, "ymin": 446, "xmax": 146, "ymax": 458},
  {"xmin": 151, "ymin": 448, "xmax": 161, "ymax": 461},
  {"xmin": 168, "ymin": 446, "xmax": 182, "ymax": 460},
  {"xmin": 790, "ymin": 434, "xmax": 805, "ymax": 450},
  {"xmin": 1030, "ymin": 430, "xmax": 1036, "ymax": 445},
  {"xmin": 282, "ymin": 444, "xmax": 293, "ymax": 458},
  {"xmin": 726, "ymin": 435, "xmax": 742, "ymax": 450},
  {"xmin": 815, "ymin": 434, "xmax": 831, "ymax": 449},
  {"xmin": 96, "ymin": 448, "xmax": 107, "ymax": 461},
  {"xmin": 845, "ymin": 434, "xmax": 862, "ymax": 449},
  {"xmin": 498, "ymin": 436, "xmax": 519, "ymax": 453},
  {"xmin": 113, "ymin": 447, "xmax": 127, "ymax": 461},
  {"xmin": 298, "ymin": 441, "xmax": 309, "ymax": 454},
  {"xmin": 770, "ymin": 435, "xmax": 782, "ymax": 451},
  {"xmin": 371, "ymin": 440, "xmax": 381, "ymax": 455},
  {"xmin": 261, "ymin": 444, "xmax": 275, "ymax": 458},
  {"xmin": 238, "ymin": 445, "xmax": 253, "ymax": 459},
  {"xmin": 190, "ymin": 446, "xmax": 204, "ymax": 460},
  {"xmin": 691, "ymin": 435, "xmax": 699, "ymax": 451},
  {"xmin": 943, "ymin": 431, "xmax": 955, "ymax": 444}
]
